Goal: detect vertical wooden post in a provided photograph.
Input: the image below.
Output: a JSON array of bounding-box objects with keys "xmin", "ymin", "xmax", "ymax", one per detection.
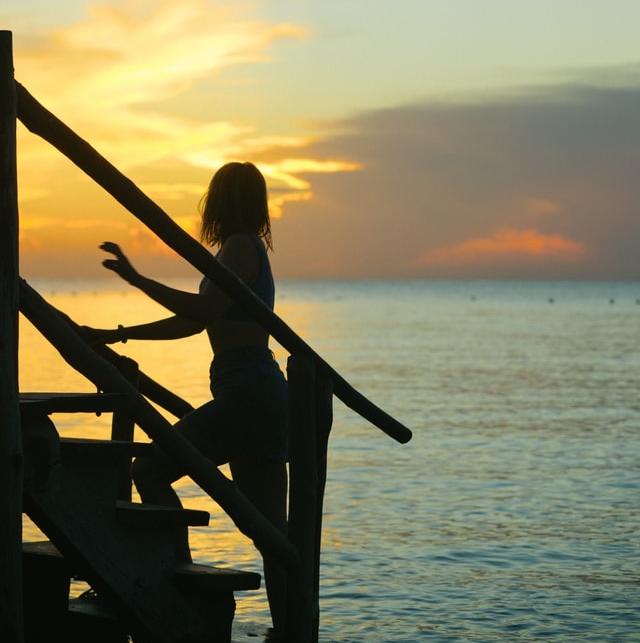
[
  {"xmin": 0, "ymin": 30, "xmax": 24, "ymax": 643},
  {"xmin": 285, "ymin": 354, "xmax": 318, "ymax": 643},
  {"xmin": 111, "ymin": 356, "xmax": 139, "ymax": 501},
  {"xmin": 311, "ymin": 372, "xmax": 333, "ymax": 641}
]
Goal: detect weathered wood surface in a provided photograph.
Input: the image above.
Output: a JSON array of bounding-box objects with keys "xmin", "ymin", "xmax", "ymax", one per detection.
[
  {"xmin": 0, "ymin": 30, "xmax": 23, "ymax": 643},
  {"xmin": 172, "ymin": 562, "xmax": 261, "ymax": 593},
  {"xmin": 109, "ymin": 357, "xmax": 138, "ymax": 500},
  {"xmin": 285, "ymin": 356, "xmax": 334, "ymax": 643},
  {"xmin": 23, "ymin": 437, "xmax": 259, "ymax": 643},
  {"xmin": 115, "ymin": 500, "xmax": 210, "ymax": 529},
  {"xmin": 58, "ymin": 437, "xmax": 153, "ymax": 464},
  {"xmin": 19, "ymin": 278, "xmax": 300, "ymax": 571},
  {"xmin": 286, "ymin": 355, "xmax": 319, "ymax": 643},
  {"xmin": 15, "ymin": 80, "xmax": 412, "ymax": 446},
  {"xmin": 23, "ymin": 447, "xmax": 206, "ymax": 643},
  {"xmin": 20, "ymin": 391, "xmax": 131, "ymax": 415},
  {"xmin": 311, "ymin": 369, "xmax": 334, "ymax": 642}
]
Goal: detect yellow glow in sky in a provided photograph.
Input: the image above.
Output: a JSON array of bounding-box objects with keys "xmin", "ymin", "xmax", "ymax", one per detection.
[{"xmin": 5, "ymin": 0, "xmax": 640, "ymax": 280}]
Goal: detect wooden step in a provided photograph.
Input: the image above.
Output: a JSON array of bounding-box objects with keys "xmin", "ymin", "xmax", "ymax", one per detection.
[
  {"xmin": 171, "ymin": 564, "xmax": 261, "ymax": 643},
  {"xmin": 24, "ymin": 474, "xmax": 210, "ymax": 643},
  {"xmin": 23, "ymin": 538, "xmax": 65, "ymax": 561},
  {"xmin": 20, "ymin": 392, "xmax": 131, "ymax": 416},
  {"xmin": 23, "ymin": 540, "xmax": 261, "ymax": 593},
  {"xmin": 115, "ymin": 500, "xmax": 210, "ymax": 528},
  {"xmin": 22, "ymin": 539, "xmax": 76, "ymax": 578},
  {"xmin": 67, "ymin": 595, "xmax": 129, "ymax": 643},
  {"xmin": 22, "ymin": 540, "xmax": 71, "ymax": 643},
  {"xmin": 59, "ymin": 437, "xmax": 153, "ymax": 464},
  {"xmin": 172, "ymin": 562, "xmax": 261, "ymax": 593},
  {"xmin": 22, "ymin": 539, "xmax": 260, "ymax": 643}
]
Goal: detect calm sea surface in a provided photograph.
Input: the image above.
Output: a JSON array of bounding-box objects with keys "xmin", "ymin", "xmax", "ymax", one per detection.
[{"xmin": 19, "ymin": 279, "xmax": 640, "ymax": 642}]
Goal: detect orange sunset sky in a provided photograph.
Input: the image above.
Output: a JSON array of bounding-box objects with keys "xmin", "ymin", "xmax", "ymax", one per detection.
[{"xmin": 4, "ymin": 0, "xmax": 640, "ymax": 280}]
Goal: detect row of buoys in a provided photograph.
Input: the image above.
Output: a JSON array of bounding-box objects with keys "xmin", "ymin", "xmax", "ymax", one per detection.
[{"xmin": 468, "ymin": 296, "xmax": 640, "ymax": 304}]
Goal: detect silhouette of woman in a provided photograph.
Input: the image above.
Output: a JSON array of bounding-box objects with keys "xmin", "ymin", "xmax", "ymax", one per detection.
[{"xmin": 84, "ymin": 162, "xmax": 288, "ymax": 638}]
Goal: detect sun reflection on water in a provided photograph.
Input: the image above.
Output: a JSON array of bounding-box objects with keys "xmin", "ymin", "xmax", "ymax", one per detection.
[{"xmin": 18, "ymin": 279, "xmax": 640, "ymax": 642}]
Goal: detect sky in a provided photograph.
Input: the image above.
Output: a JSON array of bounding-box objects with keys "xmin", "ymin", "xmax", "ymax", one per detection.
[{"xmin": 4, "ymin": 0, "xmax": 640, "ymax": 280}]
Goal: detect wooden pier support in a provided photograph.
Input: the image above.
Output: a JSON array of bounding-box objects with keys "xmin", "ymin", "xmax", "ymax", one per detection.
[
  {"xmin": 0, "ymin": 30, "xmax": 23, "ymax": 643},
  {"xmin": 286, "ymin": 355, "xmax": 333, "ymax": 643}
]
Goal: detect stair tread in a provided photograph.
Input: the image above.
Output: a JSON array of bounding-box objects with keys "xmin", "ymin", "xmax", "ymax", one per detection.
[
  {"xmin": 67, "ymin": 595, "xmax": 130, "ymax": 643},
  {"xmin": 69, "ymin": 594, "xmax": 121, "ymax": 621},
  {"xmin": 24, "ymin": 481, "xmax": 207, "ymax": 643},
  {"xmin": 20, "ymin": 392, "xmax": 131, "ymax": 415},
  {"xmin": 23, "ymin": 540, "xmax": 261, "ymax": 592},
  {"xmin": 23, "ymin": 539, "xmax": 82, "ymax": 580},
  {"xmin": 23, "ymin": 539, "xmax": 62, "ymax": 558},
  {"xmin": 173, "ymin": 562, "xmax": 261, "ymax": 593},
  {"xmin": 116, "ymin": 500, "xmax": 210, "ymax": 527},
  {"xmin": 60, "ymin": 437, "xmax": 153, "ymax": 461}
]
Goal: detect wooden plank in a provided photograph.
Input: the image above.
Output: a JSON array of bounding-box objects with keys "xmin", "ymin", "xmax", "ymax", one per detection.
[
  {"xmin": 24, "ymin": 458, "xmax": 205, "ymax": 643},
  {"xmin": 20, "ymin": 392, "xmax": 131, "ymax": 415},
  {"xmin": 67, "ymin": 597, "xmax": 129, "ymax": 643},
  {"xmin": 110, "ymin": 357, "xmax": 138, "ymax": 501},
  {"xmin": 115, "ymin": 500, "xmax": 210, "ymax": 528},
  {"xmin": 0, "ymin": 30, "xmax": 23, "ymax": 643},
  {"xmin": 22, "ymin": 540, "xmax": 80, "ymax": 580},
  {"xmin": 59, "ymin": 438, "xmax": 153, "ymax": 463},
  {"xmin": 172, "ymin": 562, "xmax": 261, "ymax": 593},
  {"xmin": 22, "ymin": 539, "xmax": 64, "ymax": 560}
]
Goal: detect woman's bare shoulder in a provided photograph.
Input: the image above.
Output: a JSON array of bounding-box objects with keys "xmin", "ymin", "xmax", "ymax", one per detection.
[{"xmin": 217, "ymin": 234, "xmax": 259, "ymax": 282}]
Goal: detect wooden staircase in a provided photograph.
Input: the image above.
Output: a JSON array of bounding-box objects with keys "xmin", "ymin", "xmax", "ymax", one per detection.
[{"xmin": 20, "ymin": 393, "xmax": 261, "ymax": 643}]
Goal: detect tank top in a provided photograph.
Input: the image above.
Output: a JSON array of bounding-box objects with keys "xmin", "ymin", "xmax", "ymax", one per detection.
[{"xmin": 199, "ymin": 234, "xmax": 274, "ymax": 322}]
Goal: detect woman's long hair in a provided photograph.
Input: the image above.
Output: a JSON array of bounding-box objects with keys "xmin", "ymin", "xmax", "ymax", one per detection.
[{"xmin": 199, "ymin": 162, "xmax": 272, "ymax": 249}]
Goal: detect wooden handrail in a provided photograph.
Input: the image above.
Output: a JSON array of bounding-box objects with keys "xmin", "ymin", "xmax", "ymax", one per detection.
[{"xmin": 15, "ymin": 81, "xmax": 412, "ymax": 445}]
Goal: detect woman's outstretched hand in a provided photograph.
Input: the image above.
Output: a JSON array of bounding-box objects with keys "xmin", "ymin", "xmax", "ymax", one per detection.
[{"xmin": 100, "ymin": 241, "xmax": 139, "ymax": 284}]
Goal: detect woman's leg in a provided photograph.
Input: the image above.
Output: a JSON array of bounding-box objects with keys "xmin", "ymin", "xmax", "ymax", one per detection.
[
  {"xmin": 131, "ymin": 417, "xmax": 226, "ymax": 562},
  {"xmin": 230, "ymin": 457, "xmax": 288, "ymax": 634}
]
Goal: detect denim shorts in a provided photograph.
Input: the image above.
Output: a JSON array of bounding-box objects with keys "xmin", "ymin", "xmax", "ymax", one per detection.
[{"xmin": 186, "ymin": 346, "xmax": 288, "ymax": 462}]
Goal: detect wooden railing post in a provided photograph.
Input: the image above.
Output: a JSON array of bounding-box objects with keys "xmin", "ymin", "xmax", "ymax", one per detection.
[
  {"xmin": 311, "ymin": 371, "xmax": 333, "ymax": 641},
  {"xmin": 0, "ymin": 30, "xmax": 23, "ymax": 643},
  {"xmin": 285, "ymin": 355, "xmax": 334, "ymax": 643},
  {"xmin": 285, "ymin": 354, "xmax": 318, "ymax": 643},
  {"xmin": 110, "ymin": 356, "xmax": 140, "ymax": 501}
]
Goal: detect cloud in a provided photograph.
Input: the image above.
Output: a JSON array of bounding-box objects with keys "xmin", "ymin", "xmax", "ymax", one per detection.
[
  {"xmin": 19, "ymin": 216, "xmax": 128, "ymax": 232},
  {"xmin": 13, "ymin": 0, "xmax": 362, "ymax": 248},
  {"xmin": 14, "ymin": 0, "xmax": 310, "ymax": 173},
  {"xmin": 415, "ymin": 228, "xmax": 589, "ymax": 268},
  {"xmin": 271, "ymin": 76, "xmax": 640, "ymax": 279},
  {"xmin": 12, "ymin": 2, "xmax": 640, "ymax": 280}
]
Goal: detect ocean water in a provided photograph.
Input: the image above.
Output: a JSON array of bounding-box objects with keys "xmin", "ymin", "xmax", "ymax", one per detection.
[{"xmin": 19, "ymin": 279, "xmax": 640, "ymax": 642}]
